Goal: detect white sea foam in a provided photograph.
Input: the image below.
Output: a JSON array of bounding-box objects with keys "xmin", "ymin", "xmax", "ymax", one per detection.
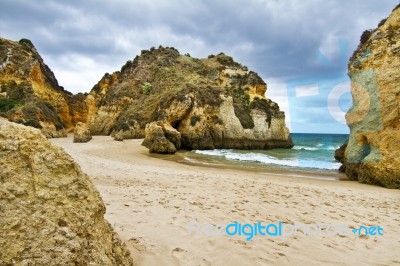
[
  {"xmin": 292, "ymin": 146, "xmax": 319, "ymax": 151},
  {"xmin": 193, "ymin": 149, "xmax": 341, "ymax": 170},
  {"xmin": 293, "ymin": 145, "xmax": 339, "ymax": 151},
  {"xmin": 224, "ymin": 152, "xmax": 300, "ymax": 167},
  {"xmin": 326, "ymin": 146, "xmax": 339, "ymax": 151}
]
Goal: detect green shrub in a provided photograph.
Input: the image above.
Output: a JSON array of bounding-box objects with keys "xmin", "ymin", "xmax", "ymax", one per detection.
[
  {"xmin": 21, "ymin": 100, "xmax": 65, "ymax": 130},
  {"xmin": 233, "ymin": 101, "xmax": 254, "ymax": 129},
  {"xmin": 0, "ymin": 99, "xmax": 21, "ymax": 112},
  {"xmin": 23, "ymin": 119, "xmax": 42, "ymax": 129},
  {"xmin": 121, "ymin": 60, "xmax": 132, "ymax": 72},
  {"xmin": 215, "ymin": 53, "xmax": 241, "ymax": 67},
  {"xmin": 142, "ymin": 82, "xmax": 152, "ymax": 95},
  {"xmin": 115, "ymin": 120, "xmax": 130, "ymax": 131},
  {"xmin": 190, "ymin": 115, "xmax": 201, "ymax": 126},
  {"xmin": 19, "ymin": 38, "xmax": 35, "ymax": 52},
  {"xmin": 194, "ymin": 85, "xmax": 223, "ymax": 107},
  {"xmin": 5, "ymin": 80, "xmax": 33, "ymax": 101},
  {"xmin": 378, "ymin": 18, "xmax": 387, "ymax": 27},
  {"xmin": 225, "ymin": 86, "xmax": 254, "ymax": 129},
  {"xmin": 19, "ymin": 38, "xmax": 34, "ymax": 48},
  {"xmin": 360, "ymin": 30, "xmax": 372, "ymax": 45},
  {"xmin": 387, "ymin": 25, "xmax": 396, "ymax": 41}
]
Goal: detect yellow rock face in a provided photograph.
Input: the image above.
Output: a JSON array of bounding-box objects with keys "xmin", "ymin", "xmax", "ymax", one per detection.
[
  {"xmin": 0, "ymin": 38, "xmax": 88, "ymax": 134},
  {"xmin": 29, "ymin": 62, "xmax": 73, "ymax": 128},
  {"xmin": 0, "ymin": 118, "xmax": 133, "ymax": 265},
  {"xmin": 345, "ymin": 5, "xmax": 400, "ymax": 188}
]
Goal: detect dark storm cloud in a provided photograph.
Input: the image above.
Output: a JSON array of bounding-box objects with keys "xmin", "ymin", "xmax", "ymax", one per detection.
[
  {"xmin": 0, "ymin": 0, "xmax": 397, "ymax": 132},
  {"xmin": 1, "ymin": 0, "xmax": 395, "ymax": 73}
]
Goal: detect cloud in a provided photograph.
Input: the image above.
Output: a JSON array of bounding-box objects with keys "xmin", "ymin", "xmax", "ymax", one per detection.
[{"xmin": 0, "ymin": 0, "xmax": 396, "ymax": 132}]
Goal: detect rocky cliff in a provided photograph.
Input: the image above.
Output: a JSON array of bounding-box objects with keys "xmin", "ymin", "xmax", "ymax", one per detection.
[
  {"xmin": 87, "ymin": 47, "xmax": 293, "ymax": 151},
  {"xmin": 342, "ymin": 5, "xmax": 400, "ymax": 188},
  {"xmin": 0, "ymin": 38, "xmax": 88, "ymax": 137},
  {"xmin": 0, "ymin": 37, "xmax": 293, "ymax": 151},
  {"xmin": 0, "ymin": 118, "xmax": 133, "ymax": 265}
]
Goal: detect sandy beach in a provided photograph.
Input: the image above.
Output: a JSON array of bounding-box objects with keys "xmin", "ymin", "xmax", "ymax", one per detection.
[{"xmin": 50, "ymin": 136, "xmax": 400, "ymax": 266}]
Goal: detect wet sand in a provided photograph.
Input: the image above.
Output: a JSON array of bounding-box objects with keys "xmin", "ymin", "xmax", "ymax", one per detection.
[{"xmin": 51, "ymin": 136, "xmax": 400, "ymax": 266}]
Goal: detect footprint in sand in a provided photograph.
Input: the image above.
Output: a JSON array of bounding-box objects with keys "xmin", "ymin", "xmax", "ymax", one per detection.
[
  {"xmin": 172, "ymin": 247, "xmax": 194, "ymax": 262},
  {"xmin": 127, "ymin": 237, "xmax": 146, "ymax": 252}
]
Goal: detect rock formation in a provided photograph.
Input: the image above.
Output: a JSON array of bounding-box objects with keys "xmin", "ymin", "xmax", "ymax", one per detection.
[
  {"xmin": 142, "ymin": 121, "xmax": 181, "ymax": 153},
  {"xmin": 73, "ymin": 122, "xmax": 92, "ymax": 143},
  {"xmin": 1, "ymin": 37, "xmax": 293, "ymax": 152},
  {"xmin": 342, "ymin": 5, "xmax": 400, "ymax": 188},
  {"xmin": 0, "ymin": 38, "xmax": 88, "ymax": 137},
  {"xmin": 334, "ymin": 141, "xmax": 348, "ymax": 173},
  {"xmin": 0, "ymin": 118, "xmax": 133, "ymax": 265},
  {"xmin": 86, "ymin": 47, "xmax": 293, "ymax": 150}
]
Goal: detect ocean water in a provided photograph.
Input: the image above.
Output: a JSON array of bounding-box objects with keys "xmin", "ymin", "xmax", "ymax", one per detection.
[{"xmin": 183, "ymin": 133, "xmax": 349, "ymax": 174}]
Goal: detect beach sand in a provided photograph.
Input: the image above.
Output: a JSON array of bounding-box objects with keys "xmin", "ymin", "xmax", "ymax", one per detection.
[{"xmin": 50, "ymin": 136, "xmax": 400, "ymax": 266}]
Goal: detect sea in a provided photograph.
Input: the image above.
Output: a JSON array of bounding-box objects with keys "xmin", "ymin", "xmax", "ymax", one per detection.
[{"xmin": 179, "ymin": 133, "xmax": 349, "ymax": 180}]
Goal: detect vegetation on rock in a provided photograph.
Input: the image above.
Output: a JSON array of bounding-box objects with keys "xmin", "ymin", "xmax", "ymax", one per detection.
[
  {"xmin": 0, "ymin": 37, "xmax": 86, "ymax": 136},
  {"xmin": 0, "ymin": 36, "xmax": 292, "ymax": 149},
  {"xmin": 88, "ymin": 46, "xmax": 282, "ymax": 138}
]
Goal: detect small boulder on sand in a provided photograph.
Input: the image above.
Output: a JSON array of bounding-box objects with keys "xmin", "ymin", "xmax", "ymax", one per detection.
[
  {"xmin": 142, "ymin": 121, "xmax": 181, "ymax": 154},
  {"xmin": 73, "ymin": 122, "xmax": 92, "ymax": 143}
]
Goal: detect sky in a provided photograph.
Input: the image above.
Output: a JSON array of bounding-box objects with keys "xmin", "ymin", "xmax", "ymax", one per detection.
[{"xmin": 0, "ymin": 0, "xmax": 397, "ymax": 133}]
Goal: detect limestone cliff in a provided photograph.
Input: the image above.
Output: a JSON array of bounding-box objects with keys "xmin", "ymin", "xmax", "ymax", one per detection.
[
  {"xmin": 87, "ymin": 47, "xmax": 293, "ymax": 151},
  {"xmin": 0, "ymin": 118, "xmax": 133, "ymax": 265},
  {"xmin": 0, "ymin": 37, "xmax": 88, "ymax": 137},
  {"xmin": 343, "ymin": 5, "xmax": 400, "ymax": 188}
]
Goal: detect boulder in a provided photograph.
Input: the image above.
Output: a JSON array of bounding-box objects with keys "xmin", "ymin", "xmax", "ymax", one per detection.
[
  {"xmin": 334, "ymin": 141, "xmax": 348, "ymax": 162},
  {"xmin": 112, "ymin": 123, "xmax": 145, "ymax": 141},
  {"xmin": 0, "ymin": 118, "xmax": 133, "ymax": 265},
  {"xmin": 40, "ymin": 122, "xmax": 67, "ymax": 139},
  {"xmin": 73, "ymin": 122, "xmax": 92, "ymax": 143},
  {"xmin": 142, "ymin": 121, "xmax": 181, "ymax": 154},
  {"xmin": 334, "ymin": 141, "xmax": 348, "ymax": 173},
  {"xmin": 113, "ymin": 131, "xmax": 124, "ymax": 141}
]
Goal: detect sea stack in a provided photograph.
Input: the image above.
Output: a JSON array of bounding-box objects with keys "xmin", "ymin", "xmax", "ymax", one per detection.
[
  {"xmin": 86, "ymin": 48, "xmax": 293, "ymax": 152},
  {"xmin": 343, "ymin": 5, "xmax": 400, "ymax": 188}
]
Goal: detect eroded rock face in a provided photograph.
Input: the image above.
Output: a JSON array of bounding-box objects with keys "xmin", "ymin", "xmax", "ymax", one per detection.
[
  {"xmin": 0, "ymin": 38, "xmax": 88, "ymax": 134},
  {"xmin": 343, "ymin": 5, "xmax": 400, "ymax": 188},
  {"xmin": 142, "ymin": 121, "xmax": 181, "ymax": 154},
  {"xmin": 176, "ymin": 95, "xmax": 293, "ymax": 150},
  {"xmin": 73, "ymin": 122, "xmax": 92, "ymax": 143},
  {"xmin": 89, "ymin": 48, "xmax": 293, "ymax": 149},
  {"xmin": 0, "ymin": 118, "xmax": 133, "ymax": 265}
]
